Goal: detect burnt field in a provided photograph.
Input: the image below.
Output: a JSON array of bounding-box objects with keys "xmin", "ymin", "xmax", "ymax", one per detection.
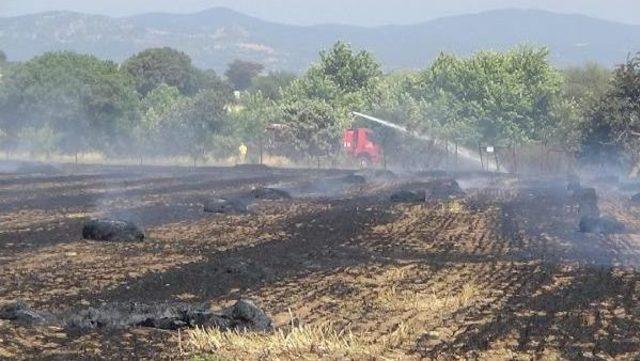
[{"xmin": 1, "ymin": 164, "xmax": 640, "ymax": 360}]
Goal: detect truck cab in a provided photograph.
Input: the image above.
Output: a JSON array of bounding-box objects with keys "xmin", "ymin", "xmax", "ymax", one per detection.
[{"xmin": 343, "ymin": 128, "xmax": 382, "ymax": 167}]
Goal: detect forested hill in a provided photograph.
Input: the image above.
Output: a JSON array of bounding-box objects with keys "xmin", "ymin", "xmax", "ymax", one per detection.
[{"xmin": 1, "ymin": 8, "xmax": 639, "ymax": 72}]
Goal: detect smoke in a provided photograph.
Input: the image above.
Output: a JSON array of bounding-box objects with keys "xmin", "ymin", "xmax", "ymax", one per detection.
[{"xmin": 352, "ymin": 112, "xmax": 496, "ymax": 171}]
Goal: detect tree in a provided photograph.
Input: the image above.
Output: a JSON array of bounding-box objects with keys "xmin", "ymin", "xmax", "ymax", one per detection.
[
  {"xmin": 229, "ymin": 92, "xmax": 283, "ymax": 162},
  {"xmin": 562, "ymin": 63, "xmax": 612, "ymax": 106},
  {"xmin": 132, "ymin": 84, "xmax": 185, "ymax": 163},
  {"xmin": 545, "ymin": 63, "xmax": 612, "ymax": 155},
  {"xmin": 581, "ymin": 53, "xmax": 640, "ymax": 173},
  {"xmin": 249, "ymin": 71, "xmax": 296, "ymax": 100},
  {"xmin": 225, "ymin": 59, "xmax": 264, "ymax": 91},
  {"xmin": 0, "ymin": 51, "xmax": 139, "ymax": 157},
  {"xmin": 279, "ymin": 98, "xmax": 342, "ymax": 161},
  {"xmin": 313, "ymin": 41, "xmax": 382, "ymax": 96},
  {"xmin": 122, "ymin": 47, "xmax": 199, "ymax": 96},
  {"xmin": 414, "ymin": 47, "xmax": 562, "ymax": 147},
  {"xmin": 0, "ymin": 50, "xmax": 6, "ymax": 64},
  {"xmin": 158, "ymin": 88, "xmax": 232, "ymax": 165},
  {"xmin": 274, "ymin": 42, "xmax": 383, "ymax": 161},
  {"xmin": 193, "ymin": 69, "xmax": 231, "ymax": 94}
]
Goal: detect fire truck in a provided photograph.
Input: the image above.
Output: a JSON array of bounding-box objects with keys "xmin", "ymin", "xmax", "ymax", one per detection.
[{"xmin": 343, "ymin": 128, "xmax": 382, "ymax": 167}]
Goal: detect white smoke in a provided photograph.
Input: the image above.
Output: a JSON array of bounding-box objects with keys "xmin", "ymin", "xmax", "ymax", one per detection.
[{"xmin": 351, "ymin": 112, "xmax": 497, "ymax": 171}]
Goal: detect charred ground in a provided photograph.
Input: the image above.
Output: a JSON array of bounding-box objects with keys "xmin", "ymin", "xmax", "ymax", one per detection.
[{"xmin": 1, "ymin": 165, "xmax": 640, "ymax": 360}]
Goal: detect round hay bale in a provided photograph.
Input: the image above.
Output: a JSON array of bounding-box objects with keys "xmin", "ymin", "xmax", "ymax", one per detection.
[
  {"xmin": 426, "ymin": 179, "xmax": 464, "ymax": 200},
  {"xmin": 339, "ymin": 174, "xmax": 367, "ymax": 185},
  {"xmin": 234, "ymin": 164, "xmax": 271, "ymax": 172},
  {"xmin": 390, "ymin": 190, "xmax": 426, "ymax": 203},
  {"xmin": 0, "ymin": 300, "xmax": 49, "ymax": 325},
  {"xmin": 248, "ymin": 187, "xmax": 292, "ymax": 200},
  {"xmin": 574, "ymin": 188, "xmax": 599, "ymax": 217},
  {"xmin": 204, "ymin": 198, "xmax": 247, "ymax": 214},
  {"xmin": 82, "ymin": 219, "xmax": 145, "ymax": 242},
  {"xmin": 414, "ymin": 170, "xmax": 449, "ymax": 178},
  {"xmin": 227, "ymin": 300, "xmax": 272, "ymax": 331},
  {"xmin": 579, "ymin": 216, "xmax": 625, "ymax": 234}
]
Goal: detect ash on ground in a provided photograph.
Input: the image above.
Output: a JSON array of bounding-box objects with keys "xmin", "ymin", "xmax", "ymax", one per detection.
[{"xmin": 0, "ymin": 299, "xmax": 272, "ymax": 332}]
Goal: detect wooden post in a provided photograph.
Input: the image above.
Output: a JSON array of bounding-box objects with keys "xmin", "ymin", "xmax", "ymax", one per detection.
[
  {"xmin": 455, "ymin": 142, "xmax": 458, "ymax": 170},
  {"xmin": 259, "ymin": 137, "xmax": 264, "ymax": 165},
  {"xmin": 512, "ymin": 143, "xmax": 518, "ymax": 175},
  {"xmin": 478, "ymin": 144, "xmax": 484, "ymax": 171}
]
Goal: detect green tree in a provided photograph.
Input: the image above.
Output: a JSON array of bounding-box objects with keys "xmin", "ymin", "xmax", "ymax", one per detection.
[
  {"xmin": 133, "ymin": 84, "xmax": 185, "ymax": 163},
  {"xmin": 225, "ymin": 59, "xmax": 264, "ymax": 91},
  {"xmin": 562, "ymin": 63, "xmax": 612, "ymax": 106},
  {"xmin": 159, "ymin": 88, "xmax": 232, "ymax": 165},
  {"xmin": 415, "ymin": 47, "xmax": 562, "ymax": 147},
  {"xmin": 249, "ymin": 71, "xmax": 296, "ymax": 100},
  {"xmin": 279, "ymin": 98, "xmax": 342, "ymax": 161},
  {"xmin": 313, "ymin": 41, "xmax": 382, "ymax": 96},
  {"xmin": 230, "ymin": 92, "xmax": 283, "ymax": 162},
  {"xmin": 582, "ymin": 53, "xmax": 640, "ymax": 173},
  {"xmin": 550, "ymin": 63, "xmax": 612, "ymax": 154},
  {"xmin": 193, "ymin": 69, "xmax": 231, "ymax": 94},
  {"xmin": 122, "ymin": 47, "xmax": 199, "ymax": 96},
  {"xmin": 0, "ymin": 50, "xmax": 6, "ymax": 64},
  {"xmin": 0, "ymin": 51, "xmax": 139, "ymax": 157},
  {"xmin": 276, "ymin": 42, "xmax": 383, "ymax": 161}
]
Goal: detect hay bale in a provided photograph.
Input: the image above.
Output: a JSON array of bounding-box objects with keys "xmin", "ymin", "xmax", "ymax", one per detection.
[
  {"xmin": 390, "ymin": 190, "xmax": 426, "ymax": 203},
  {"xmin": 0, "ymin": 301, "xmax": 49, "ymax": 325},
  {"xmin": 2, "ymin": 300, "xmax": 272, "ymax": 332},
  {"xmin": 579, "ymin": 216, "xmax": 625, "ymax": 234},
  {"xmin": 248, "ymin": 187, "xmax": 292, "ymax": 200},
  {"xmin": 234, "ymin": 164, "xmax": 271, "ymax": 172},
  {"xmin": 426, "ymin": 179, "xmax": 464, "ymax": 200},
  {"xmin": 226, "ymin": 299, "xmax": 272, "ymax": 331},
  {"xmin": 15, "ymin": 162, "xmax": 61, "ymax": 175},
  {"xmin": 574, "ymin": 188, "xmax": 600, "ymax": 217},
  {"xmin": 592, "ymin": 175, "xmax": 619, "ymax": 184},
  {"xmin": 567, "ymin": 177, "xmax": 581, "ymax": 193},
  {"xmin": 414, "ymin": 170, "xmax": 449, "ymax": 178},
  {"xmin": 356, "ymin": 169, "xmax": 396, "ymax": 180},
  {"xmin": 82, "ymin": 219, "xmax": 145, "ymax": 242},
  {"xmin": 65, "ymin": 302, "xmax": 219, "ymax": 331},
  {"xmin": 204, "ymin": 198, "xmax": 247, "ymax": 214},
  {"xmin": 338, "ymin": 174, "xmax": 367, "ymax": 185},
  {"xmin": 371, "ymin": 169, "xmax": 397, "ymax": 180},
  {"xmin": 619, "ymin": 182, "xmax": 640, "ymax": 192}
]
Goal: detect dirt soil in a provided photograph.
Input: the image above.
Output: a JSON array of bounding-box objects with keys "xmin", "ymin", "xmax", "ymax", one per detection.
[{"xmin": 1, "ymin": 165, "xmax": 640, "ymax": 360}]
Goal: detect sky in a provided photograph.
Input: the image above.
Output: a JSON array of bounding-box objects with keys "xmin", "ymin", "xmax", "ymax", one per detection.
[{"xmin": 1, "ymin": 0, "xmax": 640, "ymax": 26}]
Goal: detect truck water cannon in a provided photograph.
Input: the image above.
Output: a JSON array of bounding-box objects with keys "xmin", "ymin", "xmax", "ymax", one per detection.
[{"xmin": 350, "ymin": 111, "xmax": 496, "ymax": 171}]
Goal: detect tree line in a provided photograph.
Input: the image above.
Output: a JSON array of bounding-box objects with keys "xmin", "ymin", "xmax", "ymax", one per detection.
[{"xmin": 0, "ymin": 43, "xmax": 638, "ymax": 170}]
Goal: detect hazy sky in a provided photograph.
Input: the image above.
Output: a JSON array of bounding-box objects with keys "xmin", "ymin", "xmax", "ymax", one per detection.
[{"xmin": 2, "ymin": 0, "xmax": 640, "ymax": 26}]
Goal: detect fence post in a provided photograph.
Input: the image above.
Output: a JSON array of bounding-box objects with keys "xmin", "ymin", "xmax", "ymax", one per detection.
[
  {"xmin": 455, "ymin": 142, "xmax": 458, "ymax": 170},
  {"xmin": 512, "ymin": 143, "xmax": 518, "ymax": 175}
]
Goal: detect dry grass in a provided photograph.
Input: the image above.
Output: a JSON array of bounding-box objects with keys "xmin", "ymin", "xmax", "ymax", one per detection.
[
  {"xmin": 185, "ymin": 323, "xmax": 389, "ymax": 360},
  {"xmin": 184, "ymin": 268, "xmax": 481, "ymax": 361}
]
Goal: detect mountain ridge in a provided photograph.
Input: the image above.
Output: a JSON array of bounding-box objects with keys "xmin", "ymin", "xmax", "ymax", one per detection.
[{"xmin": 1, "ymin": 7, "xmax": 639, "ymax": 72}]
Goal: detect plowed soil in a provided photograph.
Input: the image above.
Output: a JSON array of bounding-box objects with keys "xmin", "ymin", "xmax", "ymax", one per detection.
[{"xmin": 1, "ymin": 165, "xmax": 640, "ymax": 360}]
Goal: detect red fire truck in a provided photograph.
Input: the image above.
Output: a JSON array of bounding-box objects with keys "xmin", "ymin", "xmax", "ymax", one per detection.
[{"xmin": 343, "ymin": 128, "xmax": 382, "ymax": 167}]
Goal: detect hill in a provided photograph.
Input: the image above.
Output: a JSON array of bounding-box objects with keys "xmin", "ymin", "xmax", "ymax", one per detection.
[{"xmin": 1, "ymin": 8, "xmax": 639, "ymax": 72}]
